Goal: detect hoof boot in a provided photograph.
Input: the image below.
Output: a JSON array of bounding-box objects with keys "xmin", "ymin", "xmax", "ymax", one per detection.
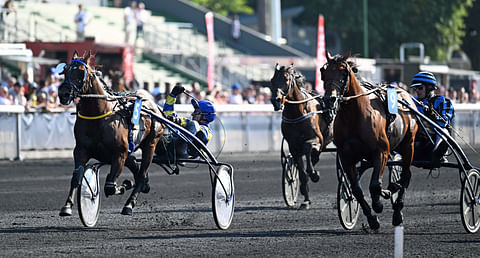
[
  {"xmin": 59, "ymin": 205, "xmax": 72, "ymax": 216},
  {"xmin": 121, "ymin": 206, "xmax": 133, "ymax": 216},
  {"xmin": 372, "ymin": 200, "xmax": 383, "ymax": 213},
  {"xmin": 368, "ymin": 215, "xmax": 380, "ymax": 230},
  {"xmin": 298, "ymin": 201, "xmax": 311, "ymax": 210},
  {"xmin": 309, "ymin": 171, "xmax": 320, "ymax": 183}
]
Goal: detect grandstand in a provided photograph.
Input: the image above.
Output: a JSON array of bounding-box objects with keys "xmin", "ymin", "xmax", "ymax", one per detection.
[{"xmin": 1, "ymin": 1, "xmax": 279, "ymax": 92}]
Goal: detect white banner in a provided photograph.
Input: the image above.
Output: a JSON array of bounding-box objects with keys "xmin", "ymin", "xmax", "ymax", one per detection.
[
  {"xmin": 205, "ymin": 12, "xmax": 215, "ymax": 90},
  {"xmin": 315, "ymin": 15, "xmax": 326, "ymax": 93}
]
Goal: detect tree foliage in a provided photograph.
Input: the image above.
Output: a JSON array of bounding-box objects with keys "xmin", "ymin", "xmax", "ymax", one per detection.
[
  {"xmin": 282, "ymin": 0, "xmax": 475, "ymax": 61},
  {"xmin": 462, "ymin": 0, "xmax": 480, "ymax": 69},
  {"xmin": 189, "ymin": 0, "xmax": 254, "ymax": 16}
]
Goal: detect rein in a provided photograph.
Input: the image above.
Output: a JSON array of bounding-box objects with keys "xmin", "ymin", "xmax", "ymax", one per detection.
[{"xmin": 282, "ymin": 109, "xmax": 328, "ymax": 123}]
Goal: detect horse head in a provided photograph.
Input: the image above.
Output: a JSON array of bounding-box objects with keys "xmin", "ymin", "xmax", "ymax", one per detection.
[
  {"xmin": 269, "ymin": 64, "xmax": 305, "ymax": 111},
  {"xmin": 58, "ymin": 50, "xmax": 96, "ymax": 105},
  {"xmin": 110, "ymin": 69, "xmax": 126, "ymax": 92},
  {"xmin": 320, "ymin": 52, "xmax": 358, "ymax": 99}
]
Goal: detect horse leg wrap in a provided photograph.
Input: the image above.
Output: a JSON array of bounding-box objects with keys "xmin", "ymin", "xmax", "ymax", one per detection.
[
  {"xmin": 104, "ymin": 181, "xmax": 118, "ymax": 197},
  {"xmin": 300, "ymin": 183, "xmax": 309, "ymax": 196},
  {"xmin": 70, "ymin": 166, "xmax": 84, "ymax": 189},
  {"xmin": 369, "ymin": 183, "xmax": 383, "ymax": 214},
  {"xmin": 392, "ymin": 201, "xmax": 404, "ymax": 226},
  {"xmin": 398, "ymin": 172, "xmax": 411, "ymax": 189},
  {"xmin": 367, "ymin": 215, "xmax": 380, "ymax": 230}
]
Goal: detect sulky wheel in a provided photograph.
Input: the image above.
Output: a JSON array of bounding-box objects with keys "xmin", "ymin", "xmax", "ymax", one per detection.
[
  {"xmin": 336, "ymin": 154, "xmax": 360, "ymax": 230},
  {"xmin": 460, "ymin": 169, "xmax": 480, "ymax": 233},
  {"xmin": 212, "ymin": 165, "xmax": 235, "ymax": 230},
  {"xmin": 77, "ymin": 165, "xmax": 101, "ymax": 228},
  {"xmin": 282, "ymin": 152, "xmax": 300, "ymax": 207}
]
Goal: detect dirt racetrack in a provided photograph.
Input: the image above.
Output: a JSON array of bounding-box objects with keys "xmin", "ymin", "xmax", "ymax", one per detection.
[{"xmin": 0, "ymin": 149, "xmax": 479, "ymax": 257}]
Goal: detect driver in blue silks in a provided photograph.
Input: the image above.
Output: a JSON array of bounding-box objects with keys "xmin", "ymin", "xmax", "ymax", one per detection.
[
  {"xmin": 410, "ymin": 72, "xmax": 455, "ymax": 167},
  {"xmin": 155, "ymin": 84, "xmax": 216, "ymax": 164}
]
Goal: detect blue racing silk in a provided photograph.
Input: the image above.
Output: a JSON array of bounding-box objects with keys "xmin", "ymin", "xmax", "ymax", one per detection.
[
  {"xmin": 164, "ymin": 94, "xmax": 213, "ymax": 148},
  {"xmin": 413, "ymin": 95, "xmax": 455, "ymax": 128}
]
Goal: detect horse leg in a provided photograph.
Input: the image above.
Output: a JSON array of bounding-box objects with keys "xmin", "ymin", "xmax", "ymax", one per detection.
[
  {"xmin": 104, "ymin": 154, "xmax": 127, "ymax": 197},
  {"xmin": 369, "ymin": 151, "xmax": 388, "ymax": 214},
  {"xmin": 392, "ymin": 138, "xmax": 415, "ymax": 226},
  {"xmin": 346, "ymin": 164, "xmax": 380, "ymax": 230},
  {"xmin": 304, "ymin": 140, "xmax": 320, "ymax": 183},
  {"xmin": 293, "ymin": 152, "xmax": 310, "ymax": 210},
  {"xmin": 122, "ymin": 146, "xmax": 155, "ymax": 215},
  {"xmin": 123, "ymin": 155, "xmax": 140, "ymax": 192},
  {"xmin": 59, "ymin": 148, "xmax": 88, "ymax": 216}
]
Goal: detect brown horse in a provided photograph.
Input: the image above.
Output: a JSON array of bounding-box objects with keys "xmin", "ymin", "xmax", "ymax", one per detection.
[
  {"xmin": 58, "ymin": 50, "xmax": 164, "ymax": 216},
  {"xmin": 270, "ymin": 64, "xmax": 335, "ymax": 209},
  {"xmin": 109, "ymin": 69, "xmax": 129, "ymax": 92},
  {"xmin": 321, "ymin": 53, "xmax": 418, "ymax": 229}
]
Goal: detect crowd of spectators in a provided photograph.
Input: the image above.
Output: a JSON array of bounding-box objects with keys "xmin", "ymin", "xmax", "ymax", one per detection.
[
  {"xmin": 0, "ymin": 69, "xmax": 273, "ymax": 112},
  {"xmin": 2, "ymin": 68, "xmax": 480, "ymax": 112}
]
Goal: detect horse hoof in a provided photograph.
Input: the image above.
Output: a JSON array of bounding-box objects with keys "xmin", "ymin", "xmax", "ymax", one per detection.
[
  {"xmin": 104, "ymin": 185, "xmax": 117, "ymax": 197},
  {"xmin": 59, "ymin": 205, "xmax": 72, "ymax": 216},
  {"xmin": 372, "ymin": 200, "xmax": 383, "ymax": 213},
  {"xmin": 368, "ymin": 215, "xmax": 380, "ymax": 230},
  {"xmin": 142, "ymin": 183, "xmax": 150, "ymax": 194},
  {"xmin": 309, "ymin": 171, "xmax": 320, "ymax": 183},
  {"xmin": 393, "ymin": 210, "xmax": 403, "ymax": 226},
  {"xmin": 298, "ymin": 201, "xmax": 311, "ymax": 210},
  {"xmin": 121, "ymin": 206, "xmax": 133, "ymax": 216}
]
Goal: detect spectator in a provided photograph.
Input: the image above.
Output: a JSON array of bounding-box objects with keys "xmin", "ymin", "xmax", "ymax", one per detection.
[
  {"xmin": 469, "ymin": 87, "xmax": 478, "ymax": 103},
  {"xmin": 190, "ymin": 81, "xmax": 203, "ymax": 100},
  {"xmin": 124, "ymin": 1, "xmax": 137, "ymax": 44},
  {"xmin": 457, "ymin": 87, "xmax": 469, "ymax": 104},
  {"xmin": 135, "ymin": 2, "xmax": 148, "ymax": 41},
  {"xmin": 243, "ymin": 85, "xmax": 256, "ymax": 104},
  {"xmin": 1, "ymin": 0, "xmax": 16, "ymax": 23},
  {"xmin": 231, "ymin": 14, "xmax": 240, "ymax": 41},
  {"xmin": 447, "ymin": 88, "xmax": 457, "ymax": 105},
  {"xmin": 229, "ymin": 83, "xmax": 243, "ymax": 104},
  {"xmin": 0, "ymin": 85, "xmax": 10, "ymax": 105},
  {"xmin": 10, "ymin": 82, "xmax": 27, "ymax": 106},
  {"xmin": 151, "ymin": 81, "xmax": 162, "ymax": 102},
  {"xmin": 74, "ymin": 4, "xmax": 91, "ymax": 41},
  {"xmin": 26, "ymin": 81, "xmax": 38, "ymax": 106}
]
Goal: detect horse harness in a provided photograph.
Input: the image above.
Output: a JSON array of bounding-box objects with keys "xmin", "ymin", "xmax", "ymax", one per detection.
[
  {"xmin": 275, "ymin": 69, "xmax": 336, "ymax": 125},
  {"xmin": 66, "ymin": 59, "xmax": 154, "ymax": 154}
]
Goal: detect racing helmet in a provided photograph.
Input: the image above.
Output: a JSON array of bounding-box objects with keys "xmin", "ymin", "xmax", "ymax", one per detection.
[
  {"xmin": 191, "ymin": 99, "xmax": 216, "ymax": 123},
  {"xmin": 410, "ymin": 71, "xmax": 438, "ymax": 90}
]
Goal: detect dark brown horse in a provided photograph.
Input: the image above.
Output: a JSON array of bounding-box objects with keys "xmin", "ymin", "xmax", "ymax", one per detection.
[
  {"xmin": 58, "ymin": 50, "xmax": 164, "ymax": 216},
  {"xmin": 270, "ymin": 64, "xmax": 334, "ymax": 209},
  {"xmin": 109, "ymin": 69, "xmax": 129, "ymax": 92},
  {"xmin": 321, "ymin": 53, "xmax": 418, "ymax": 229}
]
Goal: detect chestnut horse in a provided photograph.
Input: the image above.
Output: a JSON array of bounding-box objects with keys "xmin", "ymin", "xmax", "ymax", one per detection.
[
  {"xmin": 58, "ymin": 51, "xmax": 164, "ymax": 216},
  {"xmin": 321, "ymin": 53, "xmax": 418, "ymax": 230},
  {"xmin": 270, "ymin": 64, "xmax": 335, "ymax": 209}
]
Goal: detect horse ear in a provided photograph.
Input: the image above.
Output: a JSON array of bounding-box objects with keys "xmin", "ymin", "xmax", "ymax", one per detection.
[
  {"xmin": 72, "ymin": 50, "xmax": 79, "ymax": 60},
  {"xmin": 326, "ymin": 52, "xmax": 332, "ymax": 62},
  {"xmin": 275, "ymin": 63, "xmax": 280, "ymax": 70},
  {"xmin": 345, "ymin": 51, "xmax": 352, "ymax": 60},
  {"xmin": 85, "ymin": 50, "xmax": 91, "ymax": 62}
]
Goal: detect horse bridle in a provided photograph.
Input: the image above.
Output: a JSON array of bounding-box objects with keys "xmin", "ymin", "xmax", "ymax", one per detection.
[
  {"xmin": 274, "ymin": 68, "xmax": 304, "ymax": 105},
  {"xmin": 63, "ymin": 59, "xmax": 93, "ymax": 101},
  {"xmin": 321, "ymin": 60, "xmax": 352, "ymax": 99}
]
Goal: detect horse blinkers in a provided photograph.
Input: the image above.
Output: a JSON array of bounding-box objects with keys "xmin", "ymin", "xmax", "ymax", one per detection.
[{"xmin": 58, "ymin": 60, "xmax": 90, "ymax": 105}]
